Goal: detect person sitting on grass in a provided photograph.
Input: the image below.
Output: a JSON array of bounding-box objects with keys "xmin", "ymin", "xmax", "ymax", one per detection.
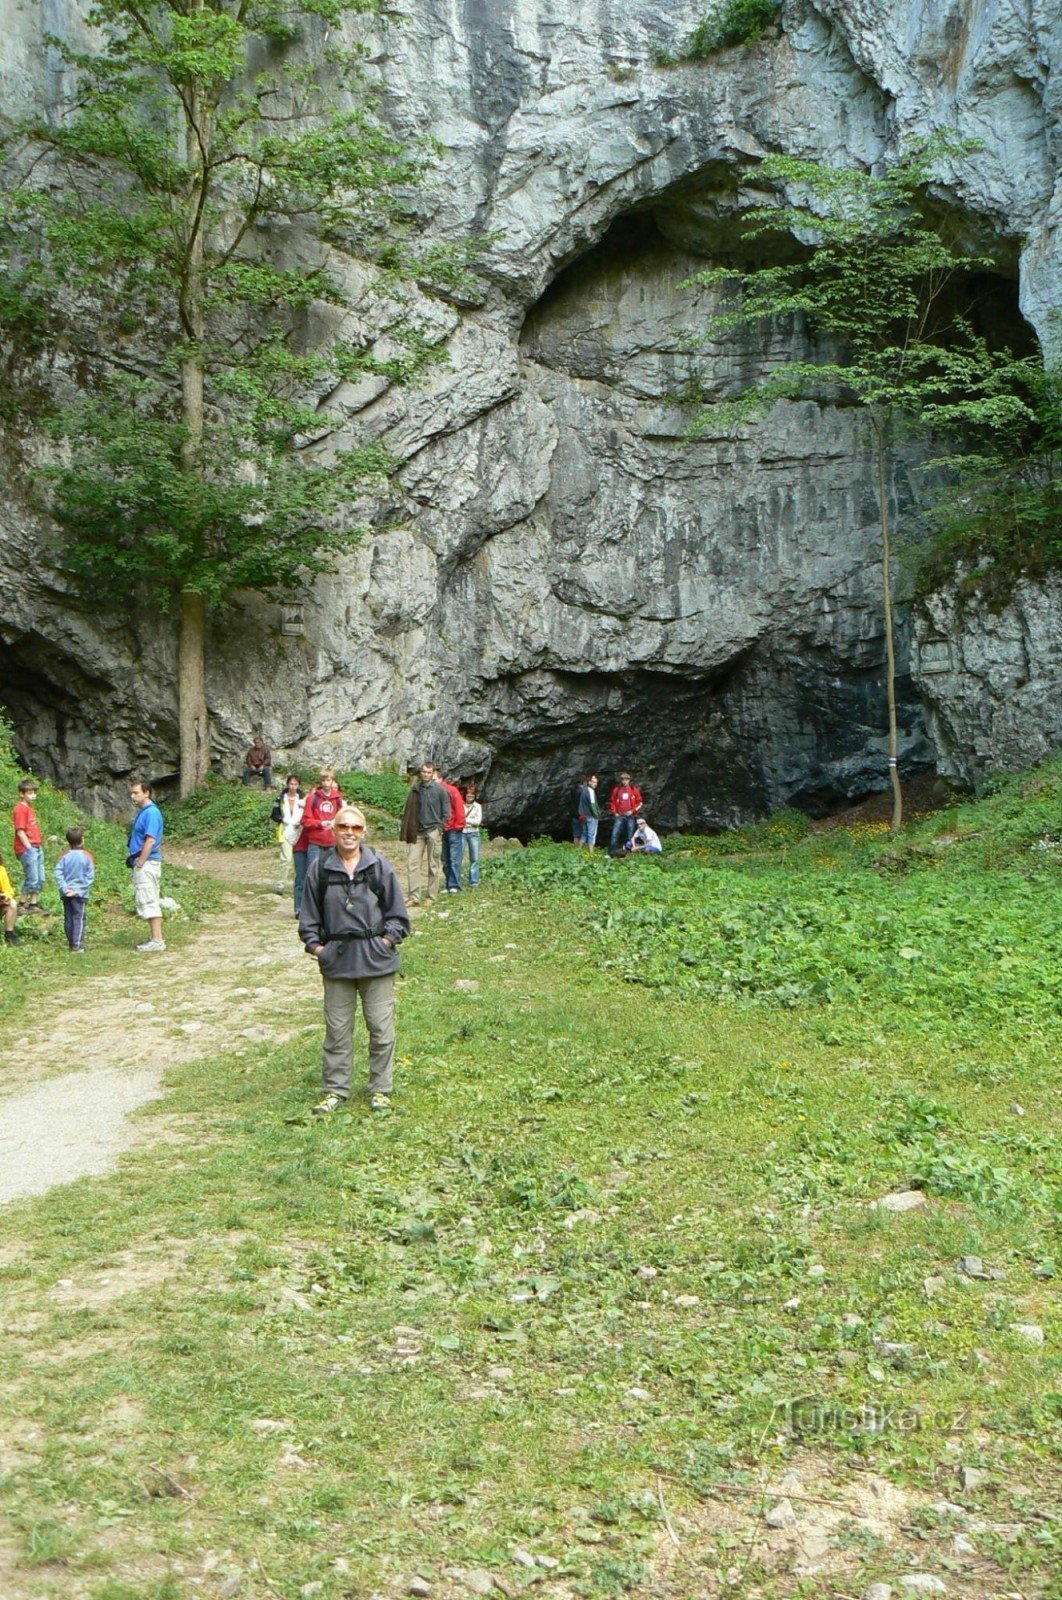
[
  {"xmin": 625, "ymin": 816, "xmax": 662, "ymax": 856},
  {"xmin": 54, "ymin": 826, "xmax": 95, "ymax": 953},
  {"xmin": 0, "ymin": 848, "xmax": 20, "ymax": 946}
]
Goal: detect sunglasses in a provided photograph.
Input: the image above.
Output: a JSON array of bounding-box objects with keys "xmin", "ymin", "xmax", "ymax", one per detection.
[{"xmin": 335, "ymin": 824, "xmax": 365, "ymax": 832}]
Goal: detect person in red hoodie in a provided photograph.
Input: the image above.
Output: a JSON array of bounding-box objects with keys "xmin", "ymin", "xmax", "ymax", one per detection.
[
  {"xmin": 608, "ymin": 771, "xmax": 644, "ymax": 857},
  {"xmin": 293, "ymin": 767, "xmax": 343, "ymax": 913},
  {"xmin": 440, "ymin": 771, "xmax": 467, "ymax": 893}
]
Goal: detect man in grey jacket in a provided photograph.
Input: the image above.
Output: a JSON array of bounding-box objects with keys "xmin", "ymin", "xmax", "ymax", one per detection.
[
  {"xmin": 298, "ymin": 806, "xmax": 411, "ymax": 1113},
  {"xmin": 400, "ymin": 762, "xmax": 451, "ymax": 907}
]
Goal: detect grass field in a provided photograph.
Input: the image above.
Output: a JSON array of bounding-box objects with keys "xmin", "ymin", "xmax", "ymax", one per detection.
[{"xmin": 0, "ymin": 760, "xmax": 1058, "ymax": 1599}]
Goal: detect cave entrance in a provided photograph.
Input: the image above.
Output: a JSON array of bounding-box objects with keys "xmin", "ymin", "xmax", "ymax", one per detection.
[{"xmin": 499, "ymin": 177, "xmax": 1034, "ymax": 835}]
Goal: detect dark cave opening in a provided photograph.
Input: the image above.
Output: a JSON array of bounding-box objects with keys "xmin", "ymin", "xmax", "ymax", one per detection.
[{"xmin": 499, "ymin": 177, "xmax": 1037, "ymax": 838}]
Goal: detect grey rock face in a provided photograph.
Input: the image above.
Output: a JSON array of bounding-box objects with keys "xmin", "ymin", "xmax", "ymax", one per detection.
[
  {"xmin": 914, "ymin": 577, "xmax": 1062, "ymax": 794},
  {"xmin": 0, "ymin": 0, "xmax": 1059, "ymax": 825}
]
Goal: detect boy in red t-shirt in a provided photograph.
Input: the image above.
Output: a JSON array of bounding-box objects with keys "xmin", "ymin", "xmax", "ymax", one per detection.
[{"xmin": 12, "ymin": 777, "xmax": 45, "ymax": 912}]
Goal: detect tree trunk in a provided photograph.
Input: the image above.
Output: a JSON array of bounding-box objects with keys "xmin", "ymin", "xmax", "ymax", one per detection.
[
  {"xmin": 875, "ymin": 421, "xmax": 903, "ymax": 833},
  {"xmin": 178, "ymin": 589, "xmax": 208, "ymax": 796},
  {"xmin": 177, "ymin": 40, "xmax": 211, "ymax": 796}
]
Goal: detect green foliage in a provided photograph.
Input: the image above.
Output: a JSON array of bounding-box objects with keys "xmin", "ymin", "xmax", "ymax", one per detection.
[
  {"xmin": 919, "ymin": 362, "xmax": 1062, "ymax": 603},
  {"xmin": 652, "ymin": 0, "xmax": 780, "ymax": 64},
  {"xmin": 46, "ymin": 401, "xmax": 395, "ymax": 607},
  {"xmin": 685, "ymin": 0, "xmax": 782, "ymax": 55},
  {"xmin": 162, "ymin": 774, "xmax": 277, "ymax": 849},
  {"xmin": 681, "ymin": 144, "xmax": 1057, "ymax": 596},
  {"xmin": 333, "ymin": 766, "xmax": 408, "ymax": 818},
  {"xmin": 0, "ymin": 0, "xmax": 457, "ymax": 613},
  {"xmin": 491, "ymin": 756, "xmax": 1062, "ymax": 1041},
  {"xmin": 163, "ymin": 767, "xmax": 407, "ymax": 848}
]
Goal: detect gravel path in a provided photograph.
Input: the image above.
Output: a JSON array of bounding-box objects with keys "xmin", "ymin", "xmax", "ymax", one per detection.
[
  {"xmin": 0, "ymin": 848, "xmax": 316, "ymax": 1207},
  {"xmin": 0, "ymin": 1065, "xmax": 164, "ymax": 1206}
]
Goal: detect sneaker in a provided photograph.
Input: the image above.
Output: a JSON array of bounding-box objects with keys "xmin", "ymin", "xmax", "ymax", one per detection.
[
  {"xmin": 370, "ymin": 1092, "xmax": 391, "ymax": 1112},
  {"xmin": 136, "ymin": 939, "xmax": 167, "ymax": 953},
  {"xmin": 3, "ymin": 931, "xmax": 20, "ymax": 946},
  {"xmin": 70, "ymin": 946, "xmax": 85, "ymax": 955},
  {"xmin": 311, "ymin": 1092, "xmax": 345, "ymax": 1115}
]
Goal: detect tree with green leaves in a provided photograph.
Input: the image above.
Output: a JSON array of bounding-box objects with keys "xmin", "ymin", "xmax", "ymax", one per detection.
[
  {"xmin": 1, "ymin": 0, "xmax": 452, "ymax": 794},
  {"xmin": 682, "ymin": 141, "xmax": 1043, "ymax": 830}
]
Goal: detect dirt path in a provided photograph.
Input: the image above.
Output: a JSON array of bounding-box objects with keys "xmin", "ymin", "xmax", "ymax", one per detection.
[{"xmin": 0, "ymin": 848, "xmax": 320, "ymax": 1206}]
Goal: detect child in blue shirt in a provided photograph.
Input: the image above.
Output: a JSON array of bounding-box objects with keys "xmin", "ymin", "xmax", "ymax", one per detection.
[{"xmin": 54, "ymin": 827, "xmax": 95, "ymax": 953}]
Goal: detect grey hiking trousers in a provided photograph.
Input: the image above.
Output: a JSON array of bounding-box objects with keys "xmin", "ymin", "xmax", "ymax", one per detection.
[{"xmin": 321, "ymin": 974, "xmax": 396, "ymax": 1097}]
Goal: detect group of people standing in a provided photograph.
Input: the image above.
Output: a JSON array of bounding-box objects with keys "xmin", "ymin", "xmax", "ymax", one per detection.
[
  {"xmin": 270, "ymin": 762, "xmax": 484, "ymax": 916},
  {"xmin": 399, "ymin": 763, "xmax": 483, "ymax": 906},
  {"xmin": 571, "ymin": 771, "xmax": 662, "ymax": 857},
  {"xmin": 2, "ymin": 775, "xmax": 167, "ymax": 953}
]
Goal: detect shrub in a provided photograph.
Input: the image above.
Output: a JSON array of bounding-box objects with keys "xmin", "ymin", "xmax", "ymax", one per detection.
[
  {"xmin": 684, "ymin": 0, "xmax": 782, "ymax": 57},
  {"xmin": 334, "ymin": 767, "xmax": 408, "ymax": 819}
]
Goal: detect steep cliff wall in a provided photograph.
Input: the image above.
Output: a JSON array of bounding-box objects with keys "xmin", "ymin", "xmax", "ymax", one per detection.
[{"xmin": 1, "ymin": 0, "xmax": 1059, "ymax": 827}]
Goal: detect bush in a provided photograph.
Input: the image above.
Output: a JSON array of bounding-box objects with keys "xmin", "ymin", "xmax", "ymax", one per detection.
[
  {"xmin": 684, "ymin": 0, "xmax": 782, "ymax": 56},
  {"xmin": 163, "ymin": 775, "xmax": 276, "ymax": 849},
  {"xmin": 334, "ymin": 767, "xmax": 408, "ymax": 819},
  {"xmin": 163, "ymin": 766, "xmax": 409, "ymax": 850}
]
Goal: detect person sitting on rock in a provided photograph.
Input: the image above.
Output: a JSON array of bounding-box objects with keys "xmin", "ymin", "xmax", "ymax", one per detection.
[{"xmin": 243, "ymin": 735, "xmax": 272, "ymax": 788}]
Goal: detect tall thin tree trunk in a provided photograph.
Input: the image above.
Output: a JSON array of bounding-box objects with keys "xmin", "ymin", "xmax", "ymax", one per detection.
[
  {"xmin": 875, "ymin": 420, "xmax": 903, "ymax": 833},
  {"xmin": 178, "ymin": 589, "xmax": 207, "ymax": 796},
  {"xmin": 177, "ymin": 44, "xmax": 210, "ymax": 797}
]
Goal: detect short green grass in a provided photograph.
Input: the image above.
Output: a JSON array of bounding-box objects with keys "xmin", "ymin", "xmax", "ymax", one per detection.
[
  {"xmin": 0, "ymin": 721, "xmax": 219, "ymax": 1030},
  {"xmin": 0, "ymin": 762, "xmax": 1058, "ymax": 1598}
]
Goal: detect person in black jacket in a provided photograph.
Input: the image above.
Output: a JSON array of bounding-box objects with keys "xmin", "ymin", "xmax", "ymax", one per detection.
[{"xmin": 298, "ymin": 806, "xmax": 410, "ymax": 1114}]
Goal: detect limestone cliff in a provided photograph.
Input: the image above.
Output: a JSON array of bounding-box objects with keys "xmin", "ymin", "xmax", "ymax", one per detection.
[{"xmin": 1, "ymin": 0, "xmax": 1059, "ymax": 829}]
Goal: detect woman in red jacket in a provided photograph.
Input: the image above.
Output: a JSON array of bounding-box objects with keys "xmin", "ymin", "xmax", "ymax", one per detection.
[{"xmin": 293, "ymin": 768, "xmax": 343, "ymax": 912}]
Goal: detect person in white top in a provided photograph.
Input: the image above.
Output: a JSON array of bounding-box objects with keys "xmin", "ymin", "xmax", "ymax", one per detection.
[
  {"xmin": 462, "ymin": 781, "xmax": 484, "ymax": 887},
  {"xmin": 626, "ymin": 816, "xmax": 662, "ymax": 855},
  {"xmin": 271, "ymin": 774, "xmax": 306, "ymax": 895}
]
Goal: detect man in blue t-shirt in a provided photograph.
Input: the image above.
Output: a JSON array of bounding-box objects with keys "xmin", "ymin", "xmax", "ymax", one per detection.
[{"xmin": 129, "ymin": 779, "xmax": 166, "ymax": 953}]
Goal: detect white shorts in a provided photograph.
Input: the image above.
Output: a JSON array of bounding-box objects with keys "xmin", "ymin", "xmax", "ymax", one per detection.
[{"xmin": 132, "ymin": 860, "xmax": 162, "ymax": 920}]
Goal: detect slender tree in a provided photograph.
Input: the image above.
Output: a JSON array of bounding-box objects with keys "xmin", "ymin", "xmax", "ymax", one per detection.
[
  {"xmin": 682, "ymin": 141, "xmax": 1038, "ymax": 830},
  {"xmin": 1, "ymin": 0, "xmax": 448, "ymax": 793}
]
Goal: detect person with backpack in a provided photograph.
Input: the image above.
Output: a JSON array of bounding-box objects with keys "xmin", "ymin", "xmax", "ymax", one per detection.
[{"xmin": 298, "ymin": 805, "xmax": 410, "ymax": 1115}]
